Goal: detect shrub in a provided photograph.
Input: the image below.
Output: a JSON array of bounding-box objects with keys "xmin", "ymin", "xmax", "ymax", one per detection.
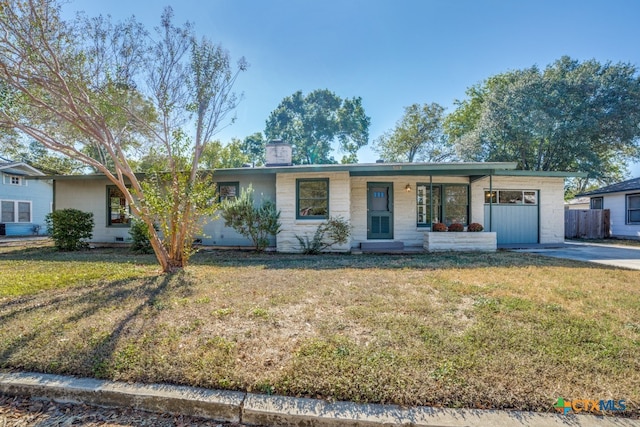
[
  {"xmin": 45, "ymin": 209, "xmax": 94, "ymax": 251},
  {"xmin": 467, "ymin": 222, "xmax": 484, "ymax": 232},
  {"xmin": 296, "ymin": 216, "xmax": 352, "ymax": 254},
  {"xmin": 220, "ymin": 185, "xmax": 281, "ymax": 251},
  {"xmin": 432, "ymin": 222, "xmax": 448, "ymax": 232},
  {"xmin": 448, "ymin": 223, "xmax": 464, "ymax": 232},
  {"xmin": 129, "ymin": 218, "xmax": 156, "ymax": 254}
]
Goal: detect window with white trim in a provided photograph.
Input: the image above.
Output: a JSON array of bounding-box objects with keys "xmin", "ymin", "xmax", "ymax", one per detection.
[
  {"xmin": 3, "ymin": 174, "xmax": 25, "ymax": 186},
  {"xmin": 1, "ymin": 200, "xmax": 31, "ymax": 223},
  {"xmin": 627, "ymin": 194, "xmax": 640, "ymax": 224}
]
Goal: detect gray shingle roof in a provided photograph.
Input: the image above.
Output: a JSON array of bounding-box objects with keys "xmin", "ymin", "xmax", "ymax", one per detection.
[{"xmin": 579, "ymin": 177, "xmax": 640, "ymax": 196}]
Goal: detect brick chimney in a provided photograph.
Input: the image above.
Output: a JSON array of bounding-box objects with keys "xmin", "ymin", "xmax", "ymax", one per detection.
[{"xmin": 265, "ymin": 139, "xmax": 292, "ymax": 166}]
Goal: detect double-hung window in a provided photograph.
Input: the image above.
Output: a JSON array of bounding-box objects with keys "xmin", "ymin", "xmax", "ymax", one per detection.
[
  {"xmin": 107, "ymin": 186, "xmax": 130, "ymax": 226},
  {"xmin": 297, "ymin": 178, "xmax": 329, "ymax": 219},
  {"xmin": 1, "ymin": 200, "xmax": 31, "ymax": 223},
  {"xmin": 627, "ymin": 194, "xmax": 640, "ymax": 224},
  {"xmin": 590, "ymin": 197, "xmax": 603, "ymax": 209}
]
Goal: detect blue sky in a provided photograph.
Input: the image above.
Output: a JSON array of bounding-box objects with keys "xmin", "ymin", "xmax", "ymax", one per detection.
[{"xmin": 65, "ymin": 0, "xmax": 640, "ymax": 173}]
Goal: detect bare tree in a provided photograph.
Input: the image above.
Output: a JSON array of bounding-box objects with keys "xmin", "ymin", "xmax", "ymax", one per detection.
[{"xmin": 0, "ymin": 0, "xmax": 246, "ymax": 272}]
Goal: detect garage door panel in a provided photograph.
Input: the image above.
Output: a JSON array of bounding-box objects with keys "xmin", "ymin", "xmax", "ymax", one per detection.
[{"xmin": 484, "ymin": 205, "xmax": 538, "ymax": 244}]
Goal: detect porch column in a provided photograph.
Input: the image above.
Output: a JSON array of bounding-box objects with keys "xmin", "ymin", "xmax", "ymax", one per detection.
[
  {"xmin": 489, "ymin": 174, "xmax": 493, "ymax": 232},
  {"xmin": 429, "ymin": 175, "xmax": 433, "ymax": 227}
]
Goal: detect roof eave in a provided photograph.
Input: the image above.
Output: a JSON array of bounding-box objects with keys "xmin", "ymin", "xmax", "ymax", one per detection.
[
  {"xmin": 0, "ymin": 162, "xmax": 45, "ymax": 176},
  {"xmin": 491, "ymin": 170, "xmax": 587, "ymax": 178}
]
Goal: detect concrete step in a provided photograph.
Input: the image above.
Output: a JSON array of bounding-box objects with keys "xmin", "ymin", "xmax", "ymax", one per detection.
[{"xmin": 360, "ymin": 241, "xmax": 404, "ymax": 252}]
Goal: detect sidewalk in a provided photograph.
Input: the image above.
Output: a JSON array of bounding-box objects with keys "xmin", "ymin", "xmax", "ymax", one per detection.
[{"xmin": 1, "ymin": 372, "xmax": 637, "ymax": 427}]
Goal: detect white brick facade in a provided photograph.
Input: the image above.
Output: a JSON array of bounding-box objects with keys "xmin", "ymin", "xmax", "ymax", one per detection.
[{"xmin": 276, "ymin": 172, "xmax": 351, "ymax": 252}]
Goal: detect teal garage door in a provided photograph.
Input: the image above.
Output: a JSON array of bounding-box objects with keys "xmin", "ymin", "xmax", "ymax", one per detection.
[{"xmin": 483, "ymin": 190, "xmax": 539, "ymax": 244}]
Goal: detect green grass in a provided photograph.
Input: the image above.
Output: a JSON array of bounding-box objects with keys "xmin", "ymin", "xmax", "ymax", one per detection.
[
  {"xmin": 1, "ymin": 245, "xmax": 639, "ymax": 417},
  {"xmin": 0, "ymin": 246, "xmax": 157, "ymax": 297}
]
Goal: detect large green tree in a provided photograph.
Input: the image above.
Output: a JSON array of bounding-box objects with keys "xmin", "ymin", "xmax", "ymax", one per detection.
[
  {"xmin": 199, "ymin": 138, "xmax": 250, "ymax": 169},
  {"xmin": 374, "ymin": 103, "xmax": 453, "ymax": 162},
  {"xmin": 265, "ymin": 89, "xmax": 370, "ymax": 164},
  {"xmin": 0, "ymin": 0, "xmax": 246, "ymax": 272},
  {"xmin": 445, "ymin": 57, "xmax": 640, "ymax": 191},
  {"xmin": 241, "ymin": 132, "xmax": 265, "ymax": 166}
]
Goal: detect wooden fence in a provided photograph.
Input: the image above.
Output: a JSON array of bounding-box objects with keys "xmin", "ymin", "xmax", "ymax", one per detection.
[{"xmin": 564, "ymin": 209, "xmax": 610, "ymax": 239}]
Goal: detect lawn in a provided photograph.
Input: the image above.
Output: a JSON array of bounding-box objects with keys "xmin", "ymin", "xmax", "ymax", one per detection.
[{"xmin": 1, "ymin": 244, "xmax": 639, "ymax": 417}]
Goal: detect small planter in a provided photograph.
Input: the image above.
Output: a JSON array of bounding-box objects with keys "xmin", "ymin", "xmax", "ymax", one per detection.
[{"xmin": 424, "ymin": 231, "xmax": 497, "ymax": 252}]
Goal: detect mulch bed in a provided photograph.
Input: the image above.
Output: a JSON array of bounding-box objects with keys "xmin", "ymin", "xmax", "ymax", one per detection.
[{"xmin": 0, "ymin": 394, "xmax": 249, "ymax": 426}]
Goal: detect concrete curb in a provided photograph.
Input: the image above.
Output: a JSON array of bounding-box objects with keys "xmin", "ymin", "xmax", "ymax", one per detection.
[
  {"xmin": 0, "ymin": 372, "xmax": 244, "ymax": 423},
  {"xmin": 1, "ymin": 372, "xmax": 637, "ymax": 427}
]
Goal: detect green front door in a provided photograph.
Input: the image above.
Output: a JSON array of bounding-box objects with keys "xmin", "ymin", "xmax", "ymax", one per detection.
[{"xmin": 367, "ymin": 182, "xmax": 393, "ymax": 239}]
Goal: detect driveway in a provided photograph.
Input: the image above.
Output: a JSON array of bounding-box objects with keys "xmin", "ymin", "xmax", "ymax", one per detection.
[{"xmin": 514, "ymin": 241, "xmax": 640, "ymax": 270}]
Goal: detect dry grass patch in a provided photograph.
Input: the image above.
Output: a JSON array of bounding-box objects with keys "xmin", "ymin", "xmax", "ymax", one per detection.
[{"xmin": 0, "ymin": 246, "xmax": 639, "ymax": 416}]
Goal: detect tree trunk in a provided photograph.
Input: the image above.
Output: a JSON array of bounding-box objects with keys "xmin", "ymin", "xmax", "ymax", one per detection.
[{"xmin": 147, "ymin": 224, "xmax": 184, "ymax": 273}]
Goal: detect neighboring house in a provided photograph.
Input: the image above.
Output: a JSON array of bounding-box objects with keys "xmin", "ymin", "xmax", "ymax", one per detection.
[
  {"xmin": 578, "ymin": 177, "xmax": 640, "ymax": 239},
  {"xmin": 48, "ymin": 143, "xmax": 577, "ymax": 251},
  {"xmin": 564, "ymin": 196, "xmax": 590, "ymax": 210},
  {"xmin": 0, "ymin": 158, "xmax": 53, "ymax": 236}
]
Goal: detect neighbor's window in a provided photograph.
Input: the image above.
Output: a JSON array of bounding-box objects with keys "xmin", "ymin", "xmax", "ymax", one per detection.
[
  {"xmin": 297, "ymin": 178, "xmax": 329, "ymax": 219},
  {"xmin": 590, "ymin": 197, "xmax": 603, "ymax": 209},
  {"xmin": 10, "ymin": 175, "xmax": 22, "ymax": 185},
  {"xmin": 107, "ymin": 186, "xmax": 130, "ymax": 226},
  {"xmin": 18, "ymin": 202, "xmax": 30, "ymax": 222},
  {"xmin": 417, "ymin": 184, "xmax": 467, "ymax": 226},
  {"xmin": 627, "ymin": 194, "xmax": 640, "ymax": 224},
  {"xmin": 217, "ymin": 182, "xmax": 239, "ymax": 202},
  {"xmin": 484, "ymin": 190, "xmax": 538, "ymax": 205},
  {"xmin": 0, "ymin": 200, "xmax": 31, "ymax": 223},
  {"xmin": 0, "ymin": 201, "xmax": 12, "ymax": 222}
]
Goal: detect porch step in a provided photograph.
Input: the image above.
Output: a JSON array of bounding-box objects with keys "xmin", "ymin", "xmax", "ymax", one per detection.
[{"xmin": 360, "ymin": 241, "xmax": 405, "ymax": 252}]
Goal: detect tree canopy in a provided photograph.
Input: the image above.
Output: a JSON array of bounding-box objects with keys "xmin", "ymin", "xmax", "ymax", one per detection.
[
  {"xmin": 199, "ymin": 138, "xmax": 249, "ymax": 169},
  {"xmin": 0, "ymin": 0, "xmax": 246, "ymax": 272},
  {"xmin": 264, "ymin": 89, "xmax": 370, "ymax": 164},
  {"xmin": 240, "ymin": 132, "xmax": 265, "ymax": 166},
  {"xmin": 444, "ymin": 56, "xmax": 640, "ymax": 191},
  {"xmin": 374, "ymin": 103, "xmax": 453, "ymax": 163}
]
